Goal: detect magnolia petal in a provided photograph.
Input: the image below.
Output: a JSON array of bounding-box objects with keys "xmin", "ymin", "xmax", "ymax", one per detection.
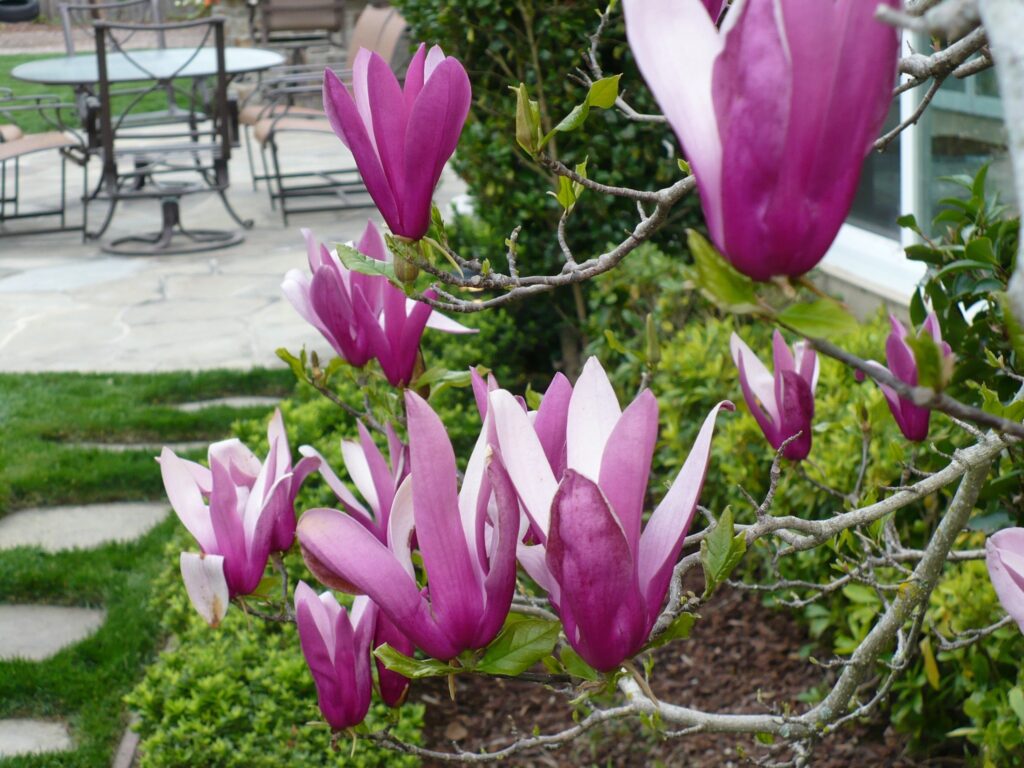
[
  {"xmin": 623, "ymin": 0, "xmax": 724, "ymax": 239},
  {"xmin": 566, "ymin": 357, "xmax": 622, "ymax": 481},
  {"xmin": 297, "ymin": 446, "xmax": 377, "ymax": 534},
  {"xmin": 547, "ymin": 471, "xmax": 647, "ymax": 671},
  {"xmin": 405, "ymin": 392, "xmax": 484, "ymax": 646},
  {"xmin": 159, "ymin": 448, "xmax": 217, "ymax": 552},
  {"xmin": 297, "ymin": 507, "xmax": 457, "ymax": 659},
  {"xmin": 387, "ymin": 475, "xmax": 417, "ymax": 580},
  {"xmin": 422, "ymin": 305, "xmax": 477, "ymax": 334},
  {"xmin": 342, "ymin": 438, "xmax": 382, "ymax": 518},
  {"xmin": 180, "ymin": 551, "xmax": 229, "ymax": 627},
  {"xmin": 367, "ymin": 51, "xmax": 410, "ymax": 227},
  {"xmin": 323, "ymin": 67, "xmax": 400, "ymax": 230},
  {"xmin": 598, "ymin": 388, "xmax": 659, "ymax": 554},
  {"xmin": 490, "ymin": 389, "xmax": 558, "ymax": 538},
  {"xmin": 534, "ymin": 373, "xmax": 572, "ymax": 474},
  {"xmin": 474, "ymin": 456, "xmax": 521, "ymax": 647},
  {"xmin": 987, "ymin": 529, "xmax": 1024, "ymax": 634},
  {"xmin": 638, "ymin": 401, "xmax": 732, "ymax": 616}
]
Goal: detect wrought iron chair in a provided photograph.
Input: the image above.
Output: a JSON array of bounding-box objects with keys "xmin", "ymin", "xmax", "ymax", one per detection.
[
  {"xmin": 87, "ymin": 17, "xmax": 250, "ymax": 255},
  {"xmin": 0, "ymin": 89, "xmax": 88, "ymax": 237},
  {"xmin": 59, "ymin": 0, "xmax": 164, "ymax": 55},
  {"xmin": 243, "ymin": 3, "xmax": 410, "ymax": 223},
  {"xmin": 247, "ymin": 0, "xmax": 346, "ymax": 63}
]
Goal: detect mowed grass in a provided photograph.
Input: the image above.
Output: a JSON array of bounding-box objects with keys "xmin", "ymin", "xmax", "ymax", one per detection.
[
  {"xmin": 0, "ymin": 53, "xmax": 195, "ymax": 135},
  {"xmin": 0, "ymin": 368, "xmax": 292, "ymax": 513},
  {"xmin": 0, "ymin": 368, "xmax": 294, "ymax": 766}
]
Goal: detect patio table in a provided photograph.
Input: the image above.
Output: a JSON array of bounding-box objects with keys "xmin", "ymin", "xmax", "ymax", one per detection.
[
  {"xmin": 10, "ymin": 47, "xmax": 285, "ymax": 87},
  {"xmin": 10, "ymin": 47, "xmax": 285, "ymax": 255}
]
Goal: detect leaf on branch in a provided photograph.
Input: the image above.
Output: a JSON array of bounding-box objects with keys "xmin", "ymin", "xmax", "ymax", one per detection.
[
  {"xmin": 335, "ymin": 242, "xmax": 396, "ymax": 281},
  {"xmin": 919, "ymin": 636, "xmax": 940, "ymax": 691},
  {"xmin": 700, "ymin": 507, "xmax": 747, "ymax": 599},
  {"xmin": 777, "ymin": 300, "xmax": 858, "ymax": 339},
  {"xmin": 476, "ymin": 615, "xmax": 562, "ymax": 677},
  {"xmin": 904, "ymin": 332, "xmax": 947, "ymax": 392},
  {"xmin": 512, "ymin": 82, "xmax": 543, "ymax": 156},
  {"xmin": 684, "ymin": 229, "xmax": 760, "ymax": 314},
  {"xmin": 542, "ymin": 75, "xmax": 621, "ymax": 147},
  {"xmin": 276, "ymin": 348, "xmax": 307, "ymax": 381},
  {"xmin": 559, "ymin": 646, "xmax": 600, "ymax": 681},
  {"xmin": 374, "ymin": 644, "xmax": 459, "ymax": 679},
  {"xmin": 644, "ymin": 612, "xmax": 697, "ymax": 651}
]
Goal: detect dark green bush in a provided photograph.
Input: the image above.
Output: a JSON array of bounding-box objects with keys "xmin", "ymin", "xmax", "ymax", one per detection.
[
  {"xmin": 126, "ymin": 532, "xmax": 424, "ymax": 768},
  {"xmin": 395, "ymin": 0, "xmax": 703, "ymax": 373}
]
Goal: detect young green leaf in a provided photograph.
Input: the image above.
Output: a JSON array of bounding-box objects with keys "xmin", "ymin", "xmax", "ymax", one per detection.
[
  {"xmin": 777, "ymin": 300, "xmax": 858, "ymax": 339},
  {"xmin": 374, "ymin": 644, "xmax": 459, "ymax": 679},
  {"xmin": 700, "ymin": 507, "xmax": 747, "ymax": 599},
  {"xmin": 684, "ymin": 229, "xmax": 760, "ymax": 314},
  {"xmin": 476, "ymin": 615, "xmax": 562, "ymax": 677},
  {"xmin": 644, "ymin": 612, "xmax": 696, "ymax": 650}
]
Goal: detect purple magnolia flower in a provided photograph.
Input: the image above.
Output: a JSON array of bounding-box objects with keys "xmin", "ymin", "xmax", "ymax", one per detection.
[
  {"xmin": 160, "ymin": 413, "xmax": 312, "ymax": 626},
  {"xmin": 623, "ymin": 0, "xmax": 899, "ymax": 280},
  {"xmin": 295, "ymin": 581, "xmax": 375, "ymax": 730},
  {"xmin": 874, "ymin": 312, "xmax": 953, "ymax": 442},
  {"xmin": 323, "ymin": 44, "xmax": 471, "ymax": 241},
  {"xmin": 298, "ymin": 421, "xmax": 413, "ymax": 705},
  {"xmin": 730, "ymin": 331, "xmax": 819, "ymax": 460},
  {"xmin": 297, "ymin": 392, "xmax": 521, "ymax": 661},
  {"xmin": 490, "ymin": 358, "xmax": 731, "ymax": 671},
  {"xmin": 283, "ymin": 222, "xmax": 475, "ymax": 387},
  {"xmin": 986, "ymin": 529, "xmax": 1024, "ymax": 635}
]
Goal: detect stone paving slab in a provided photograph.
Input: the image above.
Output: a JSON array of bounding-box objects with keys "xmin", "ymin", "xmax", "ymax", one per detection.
[
  {"xmin": 71, "ymin": 440, "xmax": 209, "ymax": 454},
  {"xmin": 0, "ymin": 719, "xmax": 73, "ymax": 757},
  {"xmin": 175, "ymin": 395, "xmax": 280, "ymax": 412},
  {"xmin": 0, "ymin": 502, "xmax": 170, "ymax": 553},
  {"xmin": 0, "ymin": 605, "xmax": 106, "ymax": 661}
]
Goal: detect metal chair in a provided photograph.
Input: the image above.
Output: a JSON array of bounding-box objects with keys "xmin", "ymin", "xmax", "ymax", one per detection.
[
  {"xmin": 0, "ymin": 89, "xmax": 88, "ymax": 237},
  {"xmin": 247, "ymin": 0, "xmax": 346, "ymax": 63},
  {"xmin": 59, "ymin": 0, "xmax": 163, "ymax": 55},
  {"xmin": 87, "ymin": 17, "xmax": 250, "ymax": 255},
  {"xmin": 244, "ymin": 3, "xmax": 411, "ymax": 223}
]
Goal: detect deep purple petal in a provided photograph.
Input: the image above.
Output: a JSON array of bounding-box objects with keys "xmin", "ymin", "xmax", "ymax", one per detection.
[{"xmin": 547, "ymin": 470, "xmax": 647, "ymax": 671}]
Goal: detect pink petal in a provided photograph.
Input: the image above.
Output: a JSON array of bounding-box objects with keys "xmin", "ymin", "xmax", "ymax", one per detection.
[
  {"xmin": 160, "ymin": 448, "xmax": 216, "ymax": 552},
  {"xmin": 566, "ymin": 357, "xmax": 622, "ymax": 480},
  {"xmin": 180, "ymin": 551, "xmax": 229, "ymax": 627}
]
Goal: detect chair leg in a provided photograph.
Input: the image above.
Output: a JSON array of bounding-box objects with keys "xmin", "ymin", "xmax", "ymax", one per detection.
[
  {"xmin": 269, "ymin": 136, "xmax": 288, "ymax": 225},
  {"xmin": 216, "ymin": 187, "xmax": 254, "ymax": 230},
  {"xmin": 13, "ymin": 158, "xmax": 20, "ymax": 216},
  {"xmin": 260, "ymin": 138, "xmax": 275, "ymax": 210},
  {"xmin": 244, "ymin": 125, "xmax": 258, "ymax": 191}
]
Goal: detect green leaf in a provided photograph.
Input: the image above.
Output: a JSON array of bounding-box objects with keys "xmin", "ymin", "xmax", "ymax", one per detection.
[
  {"xmin": 932, "ymin": 258, "xmax": 996, "ymax": 280},
  {"xmin": 276, "ymin": 348, "xmax": 306, "ymax": 381},
  {"xmin": 919, "ymin": 636, "xmax": 940, "ymax": 690},
  {"xmin": 603, "ymin": 329, "xmax": 629, "ymax": 356},
  {"xmin": 645, "ymin": 612, "xmax": 696, "ymax": 650},
  {"xmin": 1009, "ymin": 687, "xmax": 1024, "ymax": 726},
  {"xmin": 476, "ymin": 615, "xmax": 561, "ymax": 676},
  {"xmin": 560, "ymin": 646, "xmax": 599, "ymax": 681},
  {"xmin": 511, "ymin": 83, "xmax": 541, "ymax": 155},
  {"xmin": 587, "ymin": 74, "xmax": 621, "ymax": 109},
  {"xmin": 374, "ymin": 644, "xmax": 458, "ymax": 679},
  {"xmin": 755, "ymin": 732, "xmax": 776, "ymax": 745},
  {"xmin": 684, "ymin": 229, "xmax": 759, "ymax": 314},
  {"xmin": 777, "ymin": 300, "xmax": 858, "ymax": 339},
  {"xmin": 335, "ymin": 242, "xmax": 396, "ymax": 281},
  {"xmin": 700, "ymin": 507, "xmax": 747, "ymax": 599},
  {"xmin": 677, "ymin": 158, "xmax": 691, "ymax": 175},
  {"xmin": 965, "ymin": 237, "xmax": 998, "ymax": 265},
  {"xmin": 524, "ymin": 383, "xmax": 543, "ymax": 411},
  {"xmin": 904, "ymin": 332, "xmax": 944, "ymax": 391},
  {"xmin": 550, "ymin": 175, "xmax": 577, "ymax": 211},
  {"xmin": 247, "ymin": 573, "xmax": 282, "ymax": 601},
  {"xmin": 995, "ymin": 291, "xmax": 1024, "ymax": 362},
  {"xmin": 897, "ymin": 213, "xmax": 921, "ymax": 235}
]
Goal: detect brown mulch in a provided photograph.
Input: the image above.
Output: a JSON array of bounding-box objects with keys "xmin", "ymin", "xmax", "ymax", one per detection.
[{"xmin": 412, "ymin": 583, "xmax": 966, "ymax": 767}]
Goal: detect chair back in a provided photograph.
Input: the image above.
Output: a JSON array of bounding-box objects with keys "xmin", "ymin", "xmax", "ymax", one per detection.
[
  {"xmin": 59, "ymin": 0, "xmax": 163, "ymax": 56},
  {"xmin": 255, "ymin": 0, "xmax": 345, "ymax": 43},
  {"xmin": 93, "ymin": 17, "xmax": 232, "ymax": 190},
  {"xmin": 346, "ymin": 3, "xmax": 409, "ymax": 73}
]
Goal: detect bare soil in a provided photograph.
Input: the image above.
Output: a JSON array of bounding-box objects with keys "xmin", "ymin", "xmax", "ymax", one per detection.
[{"xmin": 413, "ymin": 584, "xmax": 966, "ymax": 767}]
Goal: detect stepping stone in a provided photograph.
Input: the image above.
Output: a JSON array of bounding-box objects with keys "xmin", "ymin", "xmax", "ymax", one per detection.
[
  {"xmin": 71, "ymin": 440, "xmax": 209, "ymax": 454},
  {"xmin": 0, "ymin": 605, "xmax": 105, "ymax": 661},
  {"xmin": 174, "ymin": 395, "xmax": 280, "ymax": 413},
  {"xmin": 0, "ymin": 719, "xmax": 72, "ymax": 757},
  {"xmin": 0, "ymin": 502, "xmax": 169, "ymax": 553}
]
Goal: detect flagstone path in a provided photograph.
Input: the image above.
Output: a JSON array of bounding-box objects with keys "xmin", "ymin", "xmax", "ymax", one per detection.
[{"xmin": 0, "ymin": 396, "xmax": 283, "ymax": 759}]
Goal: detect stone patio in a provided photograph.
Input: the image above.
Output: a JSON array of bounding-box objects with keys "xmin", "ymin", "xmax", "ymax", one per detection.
[{"xmin": 0, "ymin": 125, "xmax": 468, "ymax": 372}]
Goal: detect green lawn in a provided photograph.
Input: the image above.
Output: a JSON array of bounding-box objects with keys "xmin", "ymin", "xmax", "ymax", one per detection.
[
  {"xmin": 0, "ymin": 369, "xmax": 292, "ymax": 513},
  {"xmin": 0, "ymin": 368, "xmax": 293, "ymax": 767}
]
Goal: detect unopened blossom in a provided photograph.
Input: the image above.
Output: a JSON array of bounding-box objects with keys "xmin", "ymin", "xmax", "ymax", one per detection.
[
  {"xmin": 323, "ymin": 44, "xmax": 471, "ymax": 240},
  {"xmin": 986, "ymin": 529, "xmax": 1024, "ymax": 635},
  {"xmin": 294, "ymin": 581, "xmax": 375, "ymax": 730},
  {"xmin": 282, "ymin": 222, "xmax": 475, "ymax": 386},
  {"xmin": 730, "ymin": 330, "xmax": 819, "ymax": 460},
  {"xmin": 624, "ymin": 0, "xmax": 899, "ymax": 280},
  {"xmin": 490, "ymin": 357, "xmax": 731, "ymax": 671},
  {"xmin": 874, "ymin": 313, "xmax": 953, "ymax": 442},
  {"xmin": 299, "ymin": 421, "xmax": 413, "ymax": 705},
  {"xmin": 160, "ymin": 411, "xmax": 316, "ymax": 626},
  {"xmin": 298, "ymin": 392, "xmax": 521, "ymax": 661}
]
